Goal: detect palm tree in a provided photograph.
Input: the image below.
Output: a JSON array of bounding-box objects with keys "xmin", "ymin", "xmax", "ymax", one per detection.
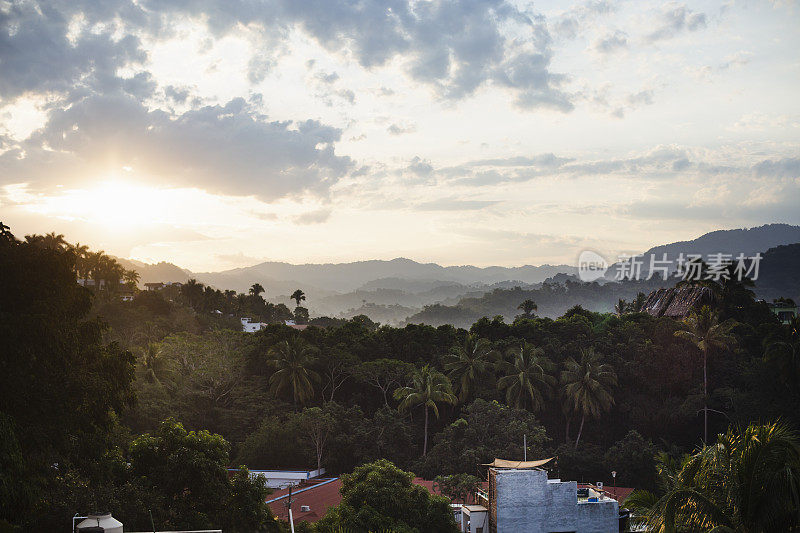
[
  {"xmin": 674, "ymin": 306, "xmax": 738, "ymax": 443},
  {"xmin": 291, "ymin": 289, "xmax": 306, "ymax": 307},
  {"xmin": 123, "ymin": 268, "xmax": 140, "ymax": 287},
  {"xmin": 614, "ymin": 298, "xmax": 628, "ymax": 316},
  {"xmin": 560, "ymin": 348, "xmax": 617, "ymax": 449},
  {"xmin": 517, "ymin": 299, "xmax": 538, "ymax": 318},
  {"xmin": 444, "ymin": 334, "xmax": 498, "ymax": 403},
  {"xmin": 496, "ymin": 344, "xmax": 555, "ymax": 411},
  {"xmin": 181, "ymin": 278, "xmax": 205, "ymax": 309},
  {"xmin": 249, "ymin": 283, "xmax": 265, "ymax": 298},
  {"xmin": 70, "ymin": 242, "xmax": 90, "ymax": 278},
  {"xmin": 627, "ymin": 421, "xmax": 800, "ymax": 532},
  {"xmin": 266, "ymin": 338, "xmax": 319, "ymax": 406},
  {"xmin": 28, "ymin": 231, "xmax": 67, "ymax": 249},
  {"xmin": 138, "ymin": 343, "xmax": 172, "ymax": 384},
  {"xmin": 394, "ymin": 365, "xmax": 457, "ymax": 456}
]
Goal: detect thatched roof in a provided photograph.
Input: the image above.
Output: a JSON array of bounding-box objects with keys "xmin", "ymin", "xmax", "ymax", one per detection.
[
  {"xmin": 641, "ymin": 285, "xmax": 715, "ymax": 318},
  {"xmin": 483, "ymin": 458, "xmax": 554, "ymax": 469}
]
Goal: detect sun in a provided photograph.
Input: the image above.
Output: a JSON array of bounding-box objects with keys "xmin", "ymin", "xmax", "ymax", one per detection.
[{"xmin": 28, "ymin": 179, "xmax": 171, "ymax": 231}]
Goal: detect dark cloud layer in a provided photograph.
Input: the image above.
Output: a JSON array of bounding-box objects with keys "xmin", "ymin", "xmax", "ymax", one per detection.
[
  {"xmin": 0, "ymin": 0, "xmax": 578, "ymax": 201},
  {"xmin": 0, "ymin": 95, "xmax": 352, "ymax": 200},
  {"xmin": 1, "ymin": 0, "xmax": 571, "ymax": 110}
]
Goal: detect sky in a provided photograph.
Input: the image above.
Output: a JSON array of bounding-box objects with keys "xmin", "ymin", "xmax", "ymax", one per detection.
[{"xmin": 1, "ymin": 0, "xmax": 798, "ymax": 272}]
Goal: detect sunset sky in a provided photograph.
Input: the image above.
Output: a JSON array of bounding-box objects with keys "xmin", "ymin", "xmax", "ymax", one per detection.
[{"xmin": 1, "ymin": 0, "xmax": 798, "ymax": 271}]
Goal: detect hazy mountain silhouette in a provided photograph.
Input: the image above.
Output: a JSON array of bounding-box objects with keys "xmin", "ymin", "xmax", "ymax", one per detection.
[
  {"xmin": 117, "ymin": 223, "xmax": 800, "ymax": 324},
  {"xmin": 604, "ymin": 223, "xmax": 800, "ymax": 279}
]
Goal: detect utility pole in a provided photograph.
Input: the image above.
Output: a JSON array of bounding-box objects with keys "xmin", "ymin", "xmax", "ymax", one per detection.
[
  {"xmin": 286, "ymin": 485, "xmax": 296, "ymax": 533},
  {"xmin": 611, "ymin": 471, "xmax": 617, "ymax": 500},
  {"xmin": 523, "ymin": 434, "xmax": 527, "ymax": 462}
]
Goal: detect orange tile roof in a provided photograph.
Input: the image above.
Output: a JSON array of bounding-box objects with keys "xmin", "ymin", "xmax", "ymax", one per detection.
[{"xmin": 266, "ymin": 476, "xmax": 488, "ymax": 523}]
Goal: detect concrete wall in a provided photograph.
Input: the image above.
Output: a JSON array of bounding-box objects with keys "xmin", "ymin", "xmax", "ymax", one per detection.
[{"xmin": 494, "ymin": 469, "xmax": 618, "ymax": 533}]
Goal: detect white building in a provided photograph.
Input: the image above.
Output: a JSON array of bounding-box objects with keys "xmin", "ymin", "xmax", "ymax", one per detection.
[
  {"xmin": 228, "ymin": 467, "xmax": 326, "ymax": 489},
  {"xmin": 463, "ymin": 459, "xmax": 620, "ymax": 533},
  {"xmin": 241, "ymin": 317, "xmax": 267, "ymax": 332}
]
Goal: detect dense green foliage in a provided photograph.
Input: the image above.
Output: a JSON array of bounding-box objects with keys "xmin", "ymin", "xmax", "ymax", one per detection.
[
  {"xmin": 0, "ymin": 229, "xmax": 279, "ymax": 531},
  {"xmin": 625, "ymin": 421, "xmax": 800, "ymax": 532},
  {"xmin": 315, "ymin": 459, "xmax": 459, "ymax": 533},
  {"xmin": 2, "ymin": 223, "xmax": 799, "ymax": 531}
]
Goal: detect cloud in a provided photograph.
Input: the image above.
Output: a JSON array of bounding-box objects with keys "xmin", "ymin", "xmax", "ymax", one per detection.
[
  {"xmin": 424, "ymin": 146, "xmax": 800, "ymax": 189},
  {"xmin": 406, "ymin": 157, "xmax": 434, "ymax": 177},
  {"xmin": 553, "ymin": 1, "xmax": 617, "ymax": 40},
  {"xmin": 0, "ymin": 0, "xmax": 151, "ymax": 100},
  {"xmin": 626, "ymin": 89, "xmax": 654, "ymax": 107},
  {"xmin": 2, "ymin": 0, "xmax": 576, "ymax": 119},
  {"xmin": 719, "ymin": 51, "xmax": 752, "ymax": 70},
  {"xmin": 467, "ymin": 153, "xmax": 574, "ymax": 168},
  {"xmin": 752, "ymin": 158, "xmax": 800, "ymax": 178},
  {"xmin": 646, "ymin": 3, "xmax": 707, "ymax": 42},
  {"xmin": 0, "ymin": 94, "xmax": 353, "ymax": 200},
  {"xmin": 156, "ymin": 0, "xmax": 573, "ymax": 111},
  {"xmin": 415, "ymin": 198, "xmax": 500, "ymax": 211},
  {"xmin": 293, "ymin": 208, "xmax": 332, "ymax": 225},
  {"xmin": 215, "ymin": 251, "xmax": 265, "ymax": 265},
  {"xmin": 388, "ymin": 123, "xmax": 416, "ymax": 136},
  {"xmin": 594, "ymin": 31, "xmax": 628, "ymax": 54}
]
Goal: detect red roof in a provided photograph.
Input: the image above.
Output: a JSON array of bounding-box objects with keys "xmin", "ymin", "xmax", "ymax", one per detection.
[
  {"xmin": 266, "ymin": 477, "xmax": 630, "ymax": 524},
  {"xmin": 267, "ymin": 478, "xmax": 342, "ymax": 523},
  {"xmin": 266, "ymin": 476, "xmax": 486, "ymax": 523}
]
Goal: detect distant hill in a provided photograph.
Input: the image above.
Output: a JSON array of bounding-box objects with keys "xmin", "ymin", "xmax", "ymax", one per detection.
[
  {"xmin": 115, "ymin": 258, "xmax": 191, "ymax": 285},
  {"xmin": 117, "ymin": 223, "xmax": 799, "ymax": 325},
  {"xmin": 606, "ymin": 224, "xmax": 800, "ymax": 279},
  {"xmin": 195, "ymin": 258, "xmax": 575, "ymax": 294},
  {"xmin": 753, "ymin": 243, "xmax": 800, "ymax": 303}
]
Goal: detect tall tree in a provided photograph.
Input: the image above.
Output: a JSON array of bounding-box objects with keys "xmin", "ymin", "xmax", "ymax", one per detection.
[
  {"xmin": 266, "ymin": 338, "xmax": 319, "ymax": 406},
  {"xmin": 353, "ymin": 359, "xmax": 413, "ymax": 406},
  {"xmin": 138, "ymin": 343, "xmax": 172, "ymax": 384},
  {"xmin": 444, "ymin": 334, "xmax": 497, "ymax": 403},
  {"xmin": 317, "ymin": 349, "xmax": 357, "ymax": 402},
  {"xmin": 249, "ymin": 283, "xmax": 265, "ymax": 298},
  {"xmin": 497, "ymin": 344, "xmax": 555, "ymax": 411},
  {"xmin": 517, "ymin": 299, "xmax": 538, "ymax": 318},
  {"xmin": 394, "ymin": 365, "xmax": 457, "ymax": 456},
  {"xmin": 674, "ymin": 305, "xmax": 738, "ymax": 443},
  {"xmin": 560, "ymin": 348, "xmax": 617, "ymax": 449},
  {"xmin": 295, "ymin": 405, "xmax": 336, "ymax": 472},
  {"xmin": 290, "ymin": 289, "xmax": 306, "ymax": 307},
  {"xmin": 181, "ymin": 278, "xmax": 205, "ymax": 309}
]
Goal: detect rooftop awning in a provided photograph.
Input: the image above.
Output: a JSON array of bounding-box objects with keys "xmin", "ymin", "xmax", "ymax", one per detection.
[{"xmin": 483, "ymin": 457, "xmax": 554, "ymax": 469}]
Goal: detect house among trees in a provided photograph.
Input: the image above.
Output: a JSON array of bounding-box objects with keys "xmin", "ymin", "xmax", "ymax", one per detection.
[
  {"xmin": 241, "ymin": 316, "xmax": 267, "ymax": 332},
  {"xmin": 467, "ymin": 458, "xmax": 623, "ymax": 533},
  {"xmin": 769, "ymin": 299, "xmax": 798, "ymax": 324}
]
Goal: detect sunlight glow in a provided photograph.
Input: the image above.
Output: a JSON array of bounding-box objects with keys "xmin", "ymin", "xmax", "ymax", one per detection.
[{"xmin": 25, "ymin": 180, "xmax": 173, "ymax": 230}]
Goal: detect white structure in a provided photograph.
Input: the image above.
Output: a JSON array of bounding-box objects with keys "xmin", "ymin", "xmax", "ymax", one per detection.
[
  {"xmin": 460, "ymin": 504, "xmax": 488, "ymax": 533},
  {"xmin": 241, "ymin": 317, "xmax": 267, "ymax": 332},
  {"xmin": 233, "ymin": 468, "xmax": 327, "ymax": 489},
  {"xmin": 76, "ymin": 513, "xmax": 123, "ymax": 533},
  {"xmin": 467, "ymin": 463, "xmax": 619, "ymax": 533},
  {"xmin": 285, "ymin": 319, "xmax": 296, "ymax": 326}
]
